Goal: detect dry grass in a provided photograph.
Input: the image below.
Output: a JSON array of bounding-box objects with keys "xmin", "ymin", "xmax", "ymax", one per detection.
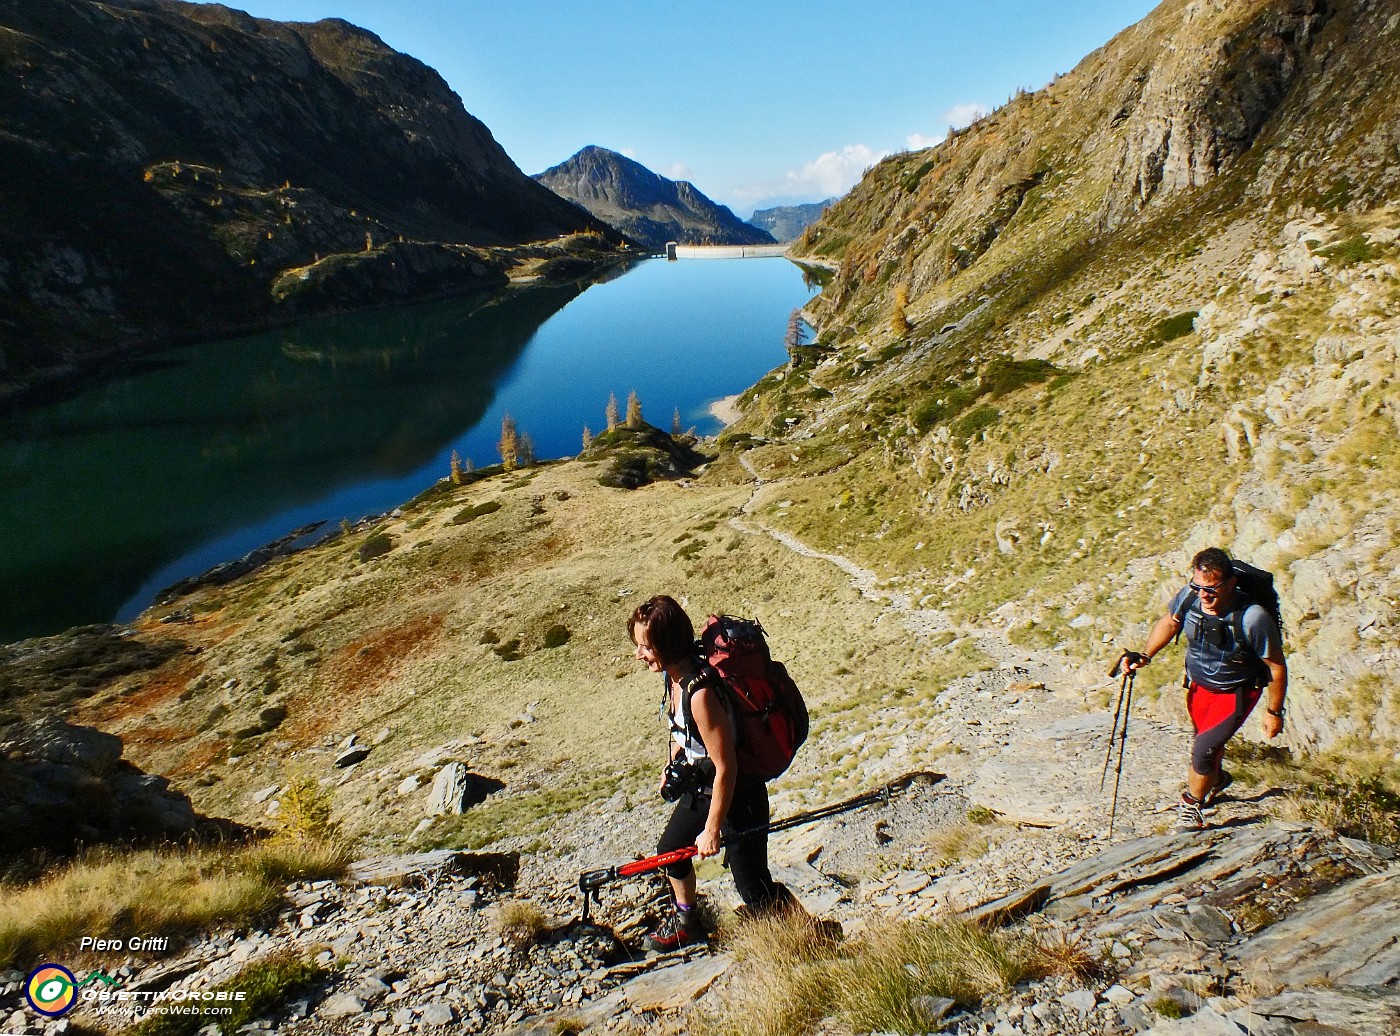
[
  {"xmin": 704, "ymin": 911, "xmax": 1074, "ymax": 1036},
  {"xmin": 494, "ymin": 899, "xmax": 551, "ymax": 948},
  {"xmin": 0, "ymin": 838, "xmax": 348, "ymax": 971},
  {"xmin": 129, "ymin": 947, "xmax": 328, "ymax": 1036}
]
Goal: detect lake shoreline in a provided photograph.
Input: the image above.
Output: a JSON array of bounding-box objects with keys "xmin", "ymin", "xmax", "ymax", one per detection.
[{"xmin": 708, "ymin": 393, "xmax": 743, "ymax": 426}]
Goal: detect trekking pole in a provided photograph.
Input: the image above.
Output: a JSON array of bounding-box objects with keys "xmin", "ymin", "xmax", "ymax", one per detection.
[
  {"xmin": 1103, "ymin": 651, "xmax": 1142, "ymax": 840},
  {"xmin": 575, "ymin": 769, "xmax": 944, "ymax": 924}
]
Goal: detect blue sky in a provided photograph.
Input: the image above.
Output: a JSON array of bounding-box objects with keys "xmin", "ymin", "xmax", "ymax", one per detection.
[{"xmin": 194, "ymin": 0, "xmax": 1160, "ymax": 216}]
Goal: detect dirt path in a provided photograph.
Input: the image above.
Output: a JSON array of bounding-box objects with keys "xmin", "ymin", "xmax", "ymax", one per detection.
[{"xmin": 726, "ymin": 452, "xmax": 1265, "ymax": 853}]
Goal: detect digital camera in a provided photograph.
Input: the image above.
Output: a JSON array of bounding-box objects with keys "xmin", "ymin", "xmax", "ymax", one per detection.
[{"xmin": 660, "ymin": 759, "xmax": 700, "ymax": 802}]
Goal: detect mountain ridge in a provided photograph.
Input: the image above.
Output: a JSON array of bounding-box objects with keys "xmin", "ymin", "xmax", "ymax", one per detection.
[
  {"xmin": 533, "ymin": 146, "xmax": 775, "ymax": 252},
  {"xmin": 747, "ymin": 198, "xmax": 837, "ymax": 243},
  {"xmin": 0, "ymin": 0, "xmax": 622, "ymax": 405}
]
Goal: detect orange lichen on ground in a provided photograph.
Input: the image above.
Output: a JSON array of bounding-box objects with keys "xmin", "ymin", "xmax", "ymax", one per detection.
[
  {"xmin": 284, "ymin": 610, "xmax": 448, "ymax": 742},
  {"xmin": 168, "ymin": 737, "xmax": 229, "ymax": 780},
  {"xmin": 77, "ymin": 657, "xmax": 203, "ymax": 726}
]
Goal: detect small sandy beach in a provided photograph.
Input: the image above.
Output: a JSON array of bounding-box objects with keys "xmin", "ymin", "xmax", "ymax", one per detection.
[{"xmin": 709, "ymin": 393, "xmax": 743, "ymax": 426}]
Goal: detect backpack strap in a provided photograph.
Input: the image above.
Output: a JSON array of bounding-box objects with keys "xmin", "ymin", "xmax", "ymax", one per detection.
[
  {"xmin": 675, "ymin": 663, "xmax": 727, "ymax": 744},
  {"xmin": 1172, "ymin": 589, "xmax": 1197, "ymax": 644}
]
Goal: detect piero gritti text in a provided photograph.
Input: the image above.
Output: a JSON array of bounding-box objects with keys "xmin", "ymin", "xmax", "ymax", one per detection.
[{"xmin": 79, "ymin": 935, "xmax": 171, "ymax": 952}]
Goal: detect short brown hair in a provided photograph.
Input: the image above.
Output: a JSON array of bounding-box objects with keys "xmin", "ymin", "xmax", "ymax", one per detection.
[
  {"xmin": 1191, "ymin": 547, "xmax": 1233, "ymax": 581},
  {"xmin": 628, "ymin": 594, "xmax": 695, "ymax": 665}
]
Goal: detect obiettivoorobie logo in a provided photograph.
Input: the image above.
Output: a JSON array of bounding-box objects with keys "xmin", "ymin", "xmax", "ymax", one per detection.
[
  {"xmin": 24, "ymin": 964, "xmax": 122, "ymax": 1018},
  {"xmin": 24, "ymin": 964, "xmax": 77, "ymax": 1018}
]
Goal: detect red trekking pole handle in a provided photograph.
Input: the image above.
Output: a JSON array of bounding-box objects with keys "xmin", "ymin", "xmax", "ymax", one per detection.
[{"xmin": 615, "ymin": 846, "xmax": 699, "ymax": 877}]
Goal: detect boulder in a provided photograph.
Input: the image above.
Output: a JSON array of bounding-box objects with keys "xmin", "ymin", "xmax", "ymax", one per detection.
[{"xmin": 0, "ymin": 718, "xmax": 231, "ymax": 858}]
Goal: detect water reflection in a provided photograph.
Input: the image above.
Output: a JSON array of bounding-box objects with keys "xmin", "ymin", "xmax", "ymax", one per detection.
[{"xmin": 0, "ymin": 284, "xmax": 580, "ymax": 640}]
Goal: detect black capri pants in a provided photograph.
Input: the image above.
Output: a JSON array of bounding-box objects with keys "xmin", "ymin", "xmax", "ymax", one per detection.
[{"xmin": 656, "ymin": 771, "xmax": 787, "ymax": 910}]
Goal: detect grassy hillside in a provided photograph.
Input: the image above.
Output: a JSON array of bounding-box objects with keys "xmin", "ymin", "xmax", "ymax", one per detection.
[{"xmin": 778, "ymin": 0, "xmax": 1400, "ymax": 761}]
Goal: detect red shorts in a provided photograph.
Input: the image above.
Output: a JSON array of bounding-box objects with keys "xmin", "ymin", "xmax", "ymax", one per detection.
[{"xmin": 1187, "ymin": 681, "xmax": 1261, "ymax": 775}]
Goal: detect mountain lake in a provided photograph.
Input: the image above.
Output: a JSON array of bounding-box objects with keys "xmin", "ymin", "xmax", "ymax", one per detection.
[{"xmin": 0, "ymin": 257, "xmax": 819, "ymax": 643}]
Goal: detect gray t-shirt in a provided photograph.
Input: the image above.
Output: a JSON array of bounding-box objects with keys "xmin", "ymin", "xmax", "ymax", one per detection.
[{"xmin": 1169, "ymin": 586, "xmax": 1280, "ymax": 692}]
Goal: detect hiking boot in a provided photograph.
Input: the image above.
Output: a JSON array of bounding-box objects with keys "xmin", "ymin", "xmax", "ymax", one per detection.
[
  {"xmin": 1202, "ymin": 769, "xmax": 1233, "ymax": 807},
  {"xmin": 645, "ymin": 908, "xmax": 704, "ymax": 953},
  {"xmin": 1176, "ymin": 794, "xmax": 1204, "ymax": 832}
]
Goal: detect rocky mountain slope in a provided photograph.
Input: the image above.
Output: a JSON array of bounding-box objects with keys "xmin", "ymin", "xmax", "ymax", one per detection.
[
  {"xmin": 770, "ymin": 0, "xmax": 1400, "ymax": 762},
  {"xmin": 534, "ymin": 147, "xmax": 775, "ymax": 252},
  {"xmin": 748, "ymin": 198, "xmax": 837, "ymax": 243},
  {"xmin": 0, "ymin": 0, "xmax": 621, "ymax": 403}
]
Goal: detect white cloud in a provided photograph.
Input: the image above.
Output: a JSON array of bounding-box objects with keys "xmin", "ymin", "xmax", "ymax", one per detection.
[
  {"xmin": 728, "ymin": 143, "xmax": 890, "ymax": 212},
  {"xmin": 617, "ymin": 147, "xmax": 638, "ymax": 159},
  {"xmin": 663, "ymin": 162, "xmax": 693, "ymax": 181},
  {"xmin": 942, "ymin": 102, "xmax": 988, "ymax": 130},
  {"xmin": 906, "ymin": 102, "xmax": 989, "ymax": 152}
]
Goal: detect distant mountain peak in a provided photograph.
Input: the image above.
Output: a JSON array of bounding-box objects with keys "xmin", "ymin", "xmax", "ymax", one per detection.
[{"xmin": 535, "ymin": 148, "xmax": 775, "ymax": 251}]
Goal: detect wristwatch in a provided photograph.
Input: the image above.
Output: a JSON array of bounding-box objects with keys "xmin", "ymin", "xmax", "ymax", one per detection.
[{"xmin": 1266, "ymin": 706, "xmax": 1285, "ymax": 718}]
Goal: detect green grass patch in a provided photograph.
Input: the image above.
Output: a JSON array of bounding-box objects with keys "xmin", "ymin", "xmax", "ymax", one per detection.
[
  {"xmin": 129, "ymin": 949, "xmax": 328, "ymax": 1036},
  {"xmin": 952, "ymin": 405, "xmax": 1000, "ymax": 440},
  {"xmin": 356, "ymin": 533, "xmax": 393, "ymax": 562},
  {"xmin": 1316, "ymin": 235, "xmax": 1375, "ymax": 266},
  {"xmin": 1153, "ymin": 311, "xmax": 1198, "ymax": 343}
]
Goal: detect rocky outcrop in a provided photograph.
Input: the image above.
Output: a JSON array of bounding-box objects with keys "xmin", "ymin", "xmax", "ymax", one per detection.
[
  {"xmin": 0, "ymin": 717, "xmax": 231, "ymax": 857},
  {"xmin": 534, "ymin": 147, "xmax": 775, "ymax": 252},
  {"xmin": 0, "ymin": 0, "xmax": 618, "ymax": 401}
]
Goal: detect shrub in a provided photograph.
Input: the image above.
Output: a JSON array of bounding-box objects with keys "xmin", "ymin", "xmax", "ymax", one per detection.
[
  {"xmin": 495, "ymin": 899, "xmax": 550, "ymax": 948},
  {"xmin": 357, "ymin": 533, "xmax": 392, "ymax": 562},
  {"xmin": 275, "ymin": 770, "xmax": 341, "ymax": 844},
  {"xmin": 451, "ymin": 499, "xmax": 501, "ymax": 524},
  {"xmin": 952, "ymin": 405, "xmax": 1000, "ymax": 440},
  {"xmin": 1153, "ymin": 311, "xmax": 1198, "ymax": 343}
]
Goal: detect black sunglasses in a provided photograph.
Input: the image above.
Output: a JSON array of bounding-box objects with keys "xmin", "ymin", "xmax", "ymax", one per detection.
[{"xmin": 1189, "ymin": 579, "xmax": 1232, "ymax": 598}]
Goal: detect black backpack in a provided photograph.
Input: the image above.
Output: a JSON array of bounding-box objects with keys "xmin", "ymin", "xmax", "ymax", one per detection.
[{"xmin": 1174, "ymin": 559, "xmax": 1284, "ymax": 672}]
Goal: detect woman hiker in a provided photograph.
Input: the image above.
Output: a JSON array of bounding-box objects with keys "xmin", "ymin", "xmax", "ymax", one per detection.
[{"xmin": 628, "ymin": 594, "xmax": 797, "ymax": 950}]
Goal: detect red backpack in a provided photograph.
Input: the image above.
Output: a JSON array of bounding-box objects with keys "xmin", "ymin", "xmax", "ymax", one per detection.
[{"xmin": 693, "ymin": 614, "xmax": 809, "ymax": 780}]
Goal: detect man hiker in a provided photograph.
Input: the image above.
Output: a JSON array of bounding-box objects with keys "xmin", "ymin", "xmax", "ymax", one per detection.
[{"xmin": 1126, "ymin": 547, "xmax": 1287, "ymax": 832}]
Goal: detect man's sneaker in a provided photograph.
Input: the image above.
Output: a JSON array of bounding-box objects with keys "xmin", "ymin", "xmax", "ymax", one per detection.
[
  {"xmin": 645, "ymin": 908, "xmax": 704, "ymax": 952},
  {"xmin": 1176, "ymin": 794, "xmax": 1204, "ymax": 832},
  {"xmin": 1202, "ymin": 769, "xmax": 1233, "ymax": 807}
]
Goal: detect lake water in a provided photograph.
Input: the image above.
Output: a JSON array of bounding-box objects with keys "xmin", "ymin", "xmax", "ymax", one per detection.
[{"xmin": 1, "ymin": 258, "xmax": 817, "ymax": 643}]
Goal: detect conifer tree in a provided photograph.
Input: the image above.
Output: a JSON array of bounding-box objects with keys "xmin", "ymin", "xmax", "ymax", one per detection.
[
  {"xmin": 605, "ymin": 392, "xmax": 620, "ymax": 432},
  {"xmin": 626, "ymin": 390, "xmax": 643, "ymax": 429},
  {"xmin": 672, "ymin": 408, "xmax": 682, "ymax": 435},
  {"xmin": 450, "ymin": 449, "xmax": 465, "ymax": 485},
  {"xmin": 497, "ymin": 415, "xmax": 519, "ymax": 472},
  {"xmin": 891, "ymin": 285, "xmax": 912, "ymax": 334},
  {"xmin": 582, "ymin": 425, "xmax": 593, "ymax": 450},
  {"xmin": 519, "ymin": 433, "xmax": 536, "ymax": 468}
]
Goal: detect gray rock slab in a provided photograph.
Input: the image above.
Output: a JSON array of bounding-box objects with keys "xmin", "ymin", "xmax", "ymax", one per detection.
[
  {"xmin": 1230, "ymin": 866, "xmax": 1400, "ymax": 995},
  {"xmin": 418, "ymin": 1002, "xmax": 454, "ymax": 1026},
  {"xmin": 428, "ymin": 762, "xmax": 469, "ymax": 815},
  {"xmin": 1141, "ymin": 1005, "xmax": 1247, "ymax": 1034},
  {"xmin": 1243, "ymin": 987, "xmax": 1400, "ymax": 1036},
  {"xmin": 319, "ymin": 993, "xmax": 366, "ymax": 1020},
  {"xmin": 335, "ymin": 745, "xmax": 371, "ymax": 767},
  {"xmin": 621, "ymin": 954, "xmax": 731, "ymax": 1011}
]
